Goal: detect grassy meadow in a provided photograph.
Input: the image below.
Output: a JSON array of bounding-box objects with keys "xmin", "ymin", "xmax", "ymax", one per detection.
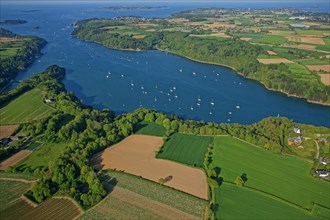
[
  {"xmin": 0, "ymin": 89, "xmax": 55, "ymax": 125},
  {"xmin": 15, "ymin": 142, "xmax": 68, "ymax": 170},
  {"xmin": 210, "ymin": 136, "xmax": 330, "ymax": 210},
  {"xmin": 157, "ymin": 133, "xmax": 214, "ymax": 167}
]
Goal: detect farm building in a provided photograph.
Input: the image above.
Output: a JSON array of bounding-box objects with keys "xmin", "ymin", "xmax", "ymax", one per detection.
[
  {"xmin": 288, "ymin": 136, "xmax": 302, "ymax": 145},
  {"xmin": 314, "ymin": 169, "xmax": 329, "ymax": 177},
  {"xmin": 319, "ymin": 138, "xmax": 328, "ymax": 144},
  {"xmin": 319, "ymin": 157, "xmax": 328, "ymax": 165},
  {"xmin": 44, "ymin": 98, "xmax": 54, "ymax": 103},
  {"xmin": 293, "ymin": 128, "xmax": 301, "ymax": 134}
]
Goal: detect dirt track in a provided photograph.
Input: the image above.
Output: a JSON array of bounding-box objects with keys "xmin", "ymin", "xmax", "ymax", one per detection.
[
  {"xmin": 0, "ymin": 150, "xmax": 32, "ymax": 170},
  {"xmin": 91, "ymin": 135, "xmax": 208, "ymax": 199}
]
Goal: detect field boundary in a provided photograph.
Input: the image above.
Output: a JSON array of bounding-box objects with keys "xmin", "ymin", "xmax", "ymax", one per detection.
[
  {"xmin": 0, "ymin": 177, "xmax": 35, "ymax": 183},
  {"xmin": 20, "ymin": 194, "xmax": 38, "ymax": 207}
]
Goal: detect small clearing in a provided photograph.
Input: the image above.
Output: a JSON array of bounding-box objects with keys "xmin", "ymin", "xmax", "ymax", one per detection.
[
  {"xmin": 132, "ymin": 35, "xmax": 146, "ymax": 39},
  {"xmin": 0, "ymin": 125, "xmax": 18, "ymax": 139},
  {"xmin": 318, "ymin": 74, "xmax": 330, "ymax": 85},
  {"xmin": 267, "ymin": 50, "xmax": 277, "ymax": 55},
  {"xmin": 257, "ymin": 58, "xmax": 294, "ymax": 64},
  {"xmin": 91, "ymin": 135, "xmax": 208, "ymax": 199},
  {"xmin": 0, "ymin": 150, "xmax": 32, "ymax": 170},
  {"xmin": 240, "ymin": 37, "xmax": 251, "ymax": 41}
]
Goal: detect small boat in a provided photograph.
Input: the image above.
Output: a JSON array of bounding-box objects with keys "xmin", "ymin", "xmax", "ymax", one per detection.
[
  {"xmin": 160, "ymin": 91, "xmax": 163, "ymax": 94},
  {"xmin": 228, "ymin": 112, "xmax": 232, "ymax": 115},
  {"xmin": 167, "ymin": 93, "xmax": 170, "ymax": 96},
  {"xmin": 106, "ymin": 75, "xmax": 109, "ymax": 78},
  {"xmin": 175, "ymin": 95, "xmax": 178, "ymax": 98},
  {"xmin": 197, "ymin": 103, "xmax": 201, "ymax": 106},
  {"xmin": 209, "ymin": 111, "xmax": 213, "ymax": 115},
  {"xmin": 168, "ymin": 98, "xmax": 171, "ymax": 101},
  {"xmin": 236, "ymin": 105, "xmax": 240, "ymax": 109},
  {"xmin": 121, "ymin": 74, "xmax": 124, "ymax": 77},
  {"xmin": 173, "ymin": 85, "xmax": 176, "ymax": 90},
  {"xmin": 190, "ymin": 106, "xmax": 194, "ymax": 110},
  {"xmin": 146, "ymin": 61, "xmax": 148, "ymax": 64},
  {"xmin": 154, "ymin": 98, "xmax": 157, "ymax": 102},
  {"xmin": 141, "ymin": 85, "xmax": 144, "ymax": 90},
  {"xmin": 108, "ymin": 71, "xmax": 111, "ymax": 75},
  {"xmin": 197, "ymin": 97, "xmax": 202, "ymax": 102},
  {"xmin": 179, "ymin": 68, "xmax": 183, "ymax": 72},
  {"xmin": 170, "ymin": 89, "xmax": 173, "ymax": 92},
  {"xmin": 192, "ymin": 72, "xmax": 196, "ymax": 75},
  {"xmin": 155, "ymin": 85, "xmax": 158, "ymax": 89},
  {"xmin": 211, "ymin": 101, "xmax": 215, "ymax": 106},
  {"xmin": 227, "ymin": 119, "xmax": 231, "ymax": 122},
  {"xmin": 131, "ymin": 81, "xmax": 134, "ymax": 86}
]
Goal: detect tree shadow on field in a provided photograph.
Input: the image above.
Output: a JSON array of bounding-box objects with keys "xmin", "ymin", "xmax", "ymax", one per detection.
[
  {"xmin": 133, "ymin": 123, "xmax": 148, "ymax": 133},
  {"xmin": 98, "ymin": 172, "xmax": 118, "ymax": 194}
]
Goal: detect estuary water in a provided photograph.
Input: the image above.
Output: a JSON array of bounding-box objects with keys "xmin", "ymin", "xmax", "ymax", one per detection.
[{"xmin": 1, "ymin": 1, "xmax": 330, "ymax": 127}]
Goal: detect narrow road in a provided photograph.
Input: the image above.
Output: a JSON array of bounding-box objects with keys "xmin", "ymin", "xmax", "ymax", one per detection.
[{"xmin": 314, "ymin": 140, "xmax": 320, "ymax": 159}]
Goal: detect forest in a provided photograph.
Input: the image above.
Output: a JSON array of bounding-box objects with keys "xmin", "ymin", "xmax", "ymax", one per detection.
[{"xmin": 0, "ymin": 28, "xmax": 47, "ymax": 90}]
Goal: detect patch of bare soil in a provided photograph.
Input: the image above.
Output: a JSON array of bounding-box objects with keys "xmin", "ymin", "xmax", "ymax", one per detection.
[
  {"xmin": 0, "ymin": 125, "xmax": 18, "ymax": 139},
  {"xmin": 91, "ymin": 135, "xmax": 208, "ymax": 199},
  {"xmin": 258, "ymin": 58, "xmax": 294, "ymax": 64}
]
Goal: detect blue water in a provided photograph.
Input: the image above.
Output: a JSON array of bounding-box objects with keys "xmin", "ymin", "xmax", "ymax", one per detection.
[{"xmin": 1, "ymin": 1, "xmax": 330, "ymax": 127}]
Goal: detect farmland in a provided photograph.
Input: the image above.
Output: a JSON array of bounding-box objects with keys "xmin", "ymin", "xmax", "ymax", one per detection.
[
  {"xmin": 0, "ymin": 89, "xmax": 55, "ymax": 125},
  {"xmin": 216, "ymin": 183, "xmax": 327, "ymax": 220},
  {"xmin": 15, "ymin": 142, "xmax": 68, "ymax": 170},
  {"xmin": 0, "ymin": 179, "xmax": 31, "ymax": 212},
  {"xmin": 210, "ymin": 136, "xmax": 330, "ymax": 219},
  {"xmin": 0, "ymin": 197, "xmax": 82, "ymax": 220},
  {"xmin": 80, "ymin": 170, "xmax": 207, "ymax": 219},
  {"xmin": 91, "ymin": 134, "xmax": 208, "ymax": 199},
  {"xmin": 157, "ymin": 133, "xmax": 214, "ymax": 167},
  {"xmin": 0, "ymin": 178, "xmax": 82, "ymax": 220},
  {"xmin": 134, "ymin": 121, "xmax": 166, "ymax": 136}
]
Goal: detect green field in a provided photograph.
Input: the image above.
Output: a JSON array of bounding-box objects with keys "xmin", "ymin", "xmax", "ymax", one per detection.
[
  {"xmin": 256, "ymin": 35, "xmax": 287, "ymax": 45},
  {"xmin": 15, "ymin": 142, "xmax": 68, "ymax": 170},
  {"xmin": 295, "ymin": 58, "xmax": 330, "ymax": 65},
  {"xmin": 134, "ymin": 121, "xmax": 166, "ymax": 137},
  {"xmin": 210, "ymin": 136, "xmax": 330, "ymax": 211},
  {"xmin": 285, "ymin": 63, "xmax": 319, "ymax": 82},
  {"xmin": 0, "ymin": 89, "xmax": 55, "ymax": 125},
  {"xmin": 80, "ymin": 170, "xmax": 207, "ymax": 219},
  {"xmin": 157, "ymin": 133, "xmax": 214, "ymax": 167},
  {"xmin": 0, "ymin": 180, "xmax": 31, "ymax": 212},
  {"xmin": 216, "ymin": 183, "xmax": 327, "ymax": 220}
]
